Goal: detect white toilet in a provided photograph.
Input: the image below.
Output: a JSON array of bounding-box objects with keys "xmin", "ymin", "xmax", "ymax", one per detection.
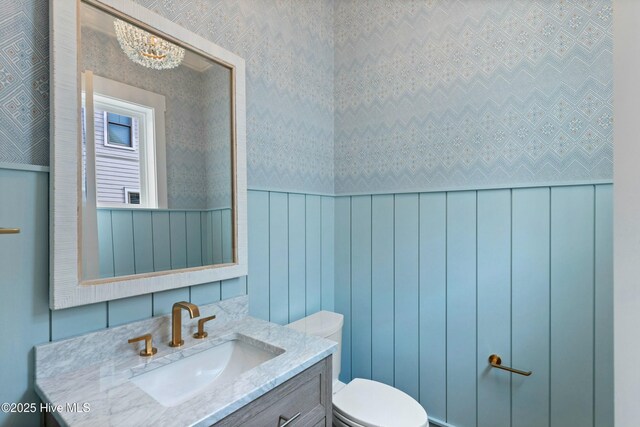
[{"xmin": 288, "ymin": 311, "xmax": 429, "ymax": 427}]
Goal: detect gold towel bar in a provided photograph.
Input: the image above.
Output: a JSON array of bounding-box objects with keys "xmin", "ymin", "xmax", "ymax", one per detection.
[
  {"xmin": 0, "ymin": 228, "xmax": 20, "ymax": 234},
  {"xmin": 488, "ymin": 354, "xmax": 532, "ymax": 376}
]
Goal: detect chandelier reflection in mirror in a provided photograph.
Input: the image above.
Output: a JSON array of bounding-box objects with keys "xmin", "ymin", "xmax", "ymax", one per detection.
[{"xmin": 113, "ymin": 19, "xmax": 185, "ymax": 70}]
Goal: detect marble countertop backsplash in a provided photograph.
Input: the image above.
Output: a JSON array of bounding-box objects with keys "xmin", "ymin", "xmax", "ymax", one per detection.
[{"xmin": 34, "ymin": 296, "xmax": 336, "ymax": 427}]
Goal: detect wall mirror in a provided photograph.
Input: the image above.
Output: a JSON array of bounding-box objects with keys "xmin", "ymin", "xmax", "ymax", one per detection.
[{"xmin": 50, "ymin": 0, "xmax": 247, "ymax": 309}]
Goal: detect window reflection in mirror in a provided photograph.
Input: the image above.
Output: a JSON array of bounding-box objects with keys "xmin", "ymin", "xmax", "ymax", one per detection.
[
  {"xmin": 80, "ymin": 2, "xmax": 234, "ymax": 281},
  {"xmin": 82, "ymin": 75, "xmax": 165, "ymax": 210}
]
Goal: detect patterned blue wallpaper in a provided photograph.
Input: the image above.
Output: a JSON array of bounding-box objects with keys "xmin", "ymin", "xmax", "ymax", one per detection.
[
  {"xmin": 204, "ymin": 64, "xmax": 233, "ymax": 210},
  {"xmin": 0, "ymin": 0, "xmax": 335, "ymax": 194},
  {"xmin": 1, "ymin": 1, "xmax": 614, "ymax": 194},
  {"xmin": 334, "ymin": 0, "xmax": 613, "ymax": 194},
  {"xmin": 0, "ymin": 0, "xmax": 49, "ymax": 166},
  {"xmin": 133, "ymin": 0, "xmax": 335, "ymax": 194}
]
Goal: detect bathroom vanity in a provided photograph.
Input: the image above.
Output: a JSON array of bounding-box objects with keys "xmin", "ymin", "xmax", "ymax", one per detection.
[
  {"xmin": 214, "ymin": 357, "xmax": 331, "ymax": 427},
  {"xmin": 40, "ymin": 1, "xmax": 336, "ymax": 424},
  {"xmin": 35, "ymin": 296, "xmax": 335, "ymax": 426}
]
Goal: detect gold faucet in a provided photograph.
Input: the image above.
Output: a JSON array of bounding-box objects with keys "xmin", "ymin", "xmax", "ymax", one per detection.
[
  {"xmin": 128, "ymin": 333, "xmax": 157, "ymax": 357},
  {"xmin": 169, "ymin": 301, "xmax": 200, "ymax": 347},
  {"xmin": 193, "ymin": 315, "xmax": 216, "ymax": 339}
]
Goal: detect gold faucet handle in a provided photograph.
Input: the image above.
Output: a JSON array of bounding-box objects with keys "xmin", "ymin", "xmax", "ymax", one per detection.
[
  {"xmin": 128, "ymin": 333, "xmax": 158, "ymax": 357},
  {"xmin": 193, "ymin": 315, "xmax": 216, "ymax": 339}
]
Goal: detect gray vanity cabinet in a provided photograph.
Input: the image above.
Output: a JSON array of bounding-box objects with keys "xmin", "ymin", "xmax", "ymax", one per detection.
[{"xmin": 214, "ymin": 356, "xmax": 333, "ymax": 427}]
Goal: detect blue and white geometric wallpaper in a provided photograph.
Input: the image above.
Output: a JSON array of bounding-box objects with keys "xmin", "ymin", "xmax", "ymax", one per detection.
[
  {"xmin": 334, "ymin": 0, "xmax": 613, "ymax": 194},
  {"xmin": 0, "ymin": 0, "xmax": 335, "ymax": 194},
  {"xmin": 0, "ymin": 0, "xmax": 49, "ymax": 166},
  {"xmin": 0, "ymin": 0, "xmax": 613, "ymax": 194},
  {"xmin": 203, "ymin": 63, "xmax": 233, "ymax": 210},
  {"xmin": 132, "ymin": 0, "xmax": 336, "ymax": 194}
]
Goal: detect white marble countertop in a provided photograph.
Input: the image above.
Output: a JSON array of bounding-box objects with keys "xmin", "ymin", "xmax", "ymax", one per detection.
[{"xmin": 34, "ymin": 296, "xmax": 336, "ymax": 427}]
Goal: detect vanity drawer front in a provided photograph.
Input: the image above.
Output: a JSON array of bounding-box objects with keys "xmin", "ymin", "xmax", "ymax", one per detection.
[
  {"xmin": 247, "ymin": 370, "xmax": 323, "ymax": 427},
  {"xmin": 214, "ymin": 356, "xmax": 332, "ymax": 427}
]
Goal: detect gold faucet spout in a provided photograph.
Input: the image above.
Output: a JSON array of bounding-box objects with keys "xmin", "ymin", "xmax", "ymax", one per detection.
[
  {"xmin": 174, "ymin": 301, "xmax": 200, "ymax": 318},
  {"xmin": 170, "ymin": 301, "xmax": 200, "ymax": 347}
]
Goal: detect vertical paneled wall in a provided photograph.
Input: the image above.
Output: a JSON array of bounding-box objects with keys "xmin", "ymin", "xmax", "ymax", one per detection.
[
  {"xmin": 0, "ymin": 167, "xmax": 612, "ymax": 427},
  {"xmin": 0, "ymin": 168, "xmax": 49, "ymax": 427},
  {"xmin": 97, "ymin": 208, "xmax": 232, "ymax": 278},
  {"xmin": 247, "ymin": 190, "xmax": 335, "ymax": 324},
  {"xmin": 334, "ymin": 184, "xmax": 613, "ymax": 427},
  {"xmin": 0, "ymin": 170, "xmax": 334, "ymax": 426}
]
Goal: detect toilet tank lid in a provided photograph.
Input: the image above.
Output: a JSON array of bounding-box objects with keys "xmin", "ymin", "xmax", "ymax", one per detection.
[{"xmin": 287, "ymin": 311, "xmax": 344, "ymax": 338}]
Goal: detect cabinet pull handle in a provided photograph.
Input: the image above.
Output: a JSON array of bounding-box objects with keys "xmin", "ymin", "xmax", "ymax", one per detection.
[
  {"xmin": 278, "ymin": 412, "xmax": 301, "ymax": 426},
  {"xmin": 0, "ymin": 228, "xmax": 20, "ymax": 234},
  {"xmin": 488, "ymin": 354, "xmax": 532, "ymax": 376}
]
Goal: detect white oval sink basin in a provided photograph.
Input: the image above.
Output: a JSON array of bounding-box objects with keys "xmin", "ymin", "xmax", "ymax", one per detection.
[{"xmin": 130, "ymin": 336, "xmax": 283, "ymax": 407}]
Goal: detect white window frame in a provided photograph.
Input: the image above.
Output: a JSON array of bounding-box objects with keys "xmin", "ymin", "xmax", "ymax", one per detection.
[
  {"xmin": 93, "ymin": 95, "xmax": 156, "ymax": 208},
  {"xmin": 124, "ymin": 187, "xmax": 141, "ymax": 204},
  {"xmin": 103, "ymin": 111, "xmax": 136, "ymax": 151},
  {"xmin": 91, "ymin": 74, "xmax": 168, "ymax": 209}
]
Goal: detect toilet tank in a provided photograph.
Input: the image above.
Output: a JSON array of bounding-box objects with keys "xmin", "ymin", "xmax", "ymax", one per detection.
[{"xmin": 287, "ymin": 311, "xmax": 343, "ymax": 385}]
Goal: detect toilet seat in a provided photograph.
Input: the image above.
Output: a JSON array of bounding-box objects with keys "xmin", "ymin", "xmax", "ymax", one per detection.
[
  {"xmin": 332, "ymin": 378, "xmax": 429, "ymax": 427},
  {"xmin": 333, "ymin": 409, "xmax": 368, "ymax": 427}
]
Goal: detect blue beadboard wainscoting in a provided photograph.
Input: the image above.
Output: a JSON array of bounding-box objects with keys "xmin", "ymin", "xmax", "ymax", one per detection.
[
  {"xmin": 0, "ymin": 166, "xmax": 335, "ymax": 427},
  {"xmin": 0, "ymin": 165, "xmax": 612, "ymax": 427},
  {"xmin": 334, "ymin": 185, "xmax": 613, "ymax": 427},
  {"xmin": 247, "ymin": 190, "xmax": 335, "ymax": 323},
  {"xmin": 96, "ymin": 207, "xmax": 233, "ymax": 278}
]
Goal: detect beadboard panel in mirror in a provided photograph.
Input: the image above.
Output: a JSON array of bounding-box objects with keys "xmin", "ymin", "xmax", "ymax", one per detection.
[{"xmin": 50, "ymin": 0, "xmax": 247, "ymax": 309}]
